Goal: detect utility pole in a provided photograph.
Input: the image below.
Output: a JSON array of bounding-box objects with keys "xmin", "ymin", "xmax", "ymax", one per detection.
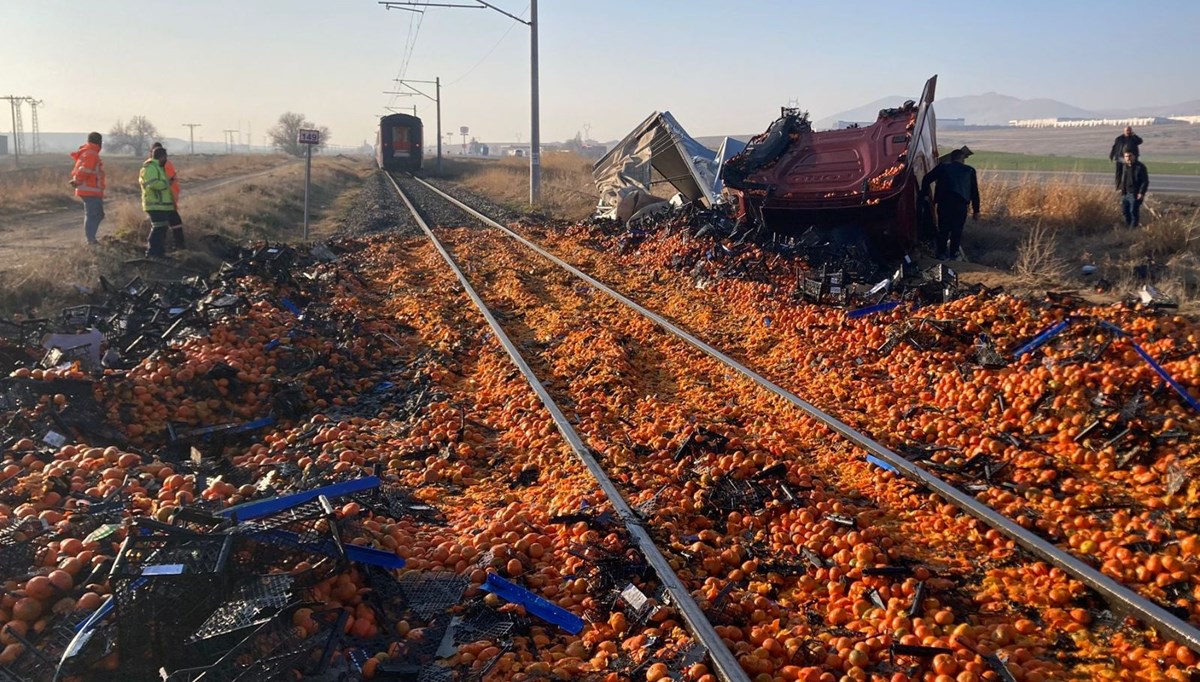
[
  {"xmin": 380, "ymin": 1, "xmax": 540, "ymax": 204},
  {"xmin": 222, "ymin": 129, "xmax": 238, "ymax": 154},
  {"xmin": 384, "ymin": 76, "xmax": 442, "ymax": 174},
  {"xmin": 1, "ymin": 96, "xmax": 27, "ymax": 166},
  {"xmin": 182, "ymin": 123, "xmax": 202, "ymax": 155},
  {"xmin": 529, "ymin": 0, "xmax": 539, "ymax": 203},
  {"xmin": 27, "ymin": 99, "xmax": 42, "ymax": 155}
]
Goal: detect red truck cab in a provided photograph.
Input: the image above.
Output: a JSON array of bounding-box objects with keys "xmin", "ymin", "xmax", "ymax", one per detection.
[{"xmin": 723, "ymin": 76, "xmax": 939, "ymax": 257}]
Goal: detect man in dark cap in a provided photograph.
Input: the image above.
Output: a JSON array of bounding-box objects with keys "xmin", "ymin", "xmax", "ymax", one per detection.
[
  {"xmin": 921, "ymin": 148, "xmax": 981, "ymax": 260},
  {"xmin": 1109, "ymin": 126, "xmax": 1143, "ymax": 186}
]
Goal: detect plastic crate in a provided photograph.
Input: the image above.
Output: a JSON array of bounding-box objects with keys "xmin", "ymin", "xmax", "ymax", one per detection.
[
  {"xmin": 800, "ymin": 267, "xmax": 848, "ymax": 305},
  {"xmin": 109, "ymin": 531, "xmax": 235, "ymax": 674},
  {"xmin": 168, "ymin": 604, "xmax": 344, "ymax": 682},
  {"xmin": 227, "ymin": 496, "xmax": 346, "ymax": 587}
]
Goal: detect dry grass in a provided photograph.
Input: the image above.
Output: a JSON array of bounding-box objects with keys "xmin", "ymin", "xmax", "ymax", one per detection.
[
  {"xmin": 979, "ymin": 173, "xmax": 1114, "ymax": 234},
  {"xmin": 972, "ymin": 170, "xmax": 1200, "ymax": 305},
  {"xmin": 0, "ymin": 156, "xmax": 370, "ymax": 318},
  {"xmin": 1013, "ymin": 221, "xmax": 1071, "ymax": 285},
  {"xmin": 439, "ymin": 152, "xmax": 597, "ymax": 221},
  {"xmin": 0, "ymin": 154, "xmax": 293, "ymax": 218}
]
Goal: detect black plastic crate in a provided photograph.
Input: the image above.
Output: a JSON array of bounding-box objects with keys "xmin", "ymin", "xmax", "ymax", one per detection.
[
  {"xmin": 227, "ymin": 496, "xmax": 346, "ymax": 587},
  {"xmin": 800, "ymin": 267, "xmax": 848, "ymax": 305},
  {"xmin": 166, "ymin": 604, "xmax": 344, "ymax": 682},
  {"xmin": 109, "ymin": 531, "xmax": 234, "ymax": 674}
]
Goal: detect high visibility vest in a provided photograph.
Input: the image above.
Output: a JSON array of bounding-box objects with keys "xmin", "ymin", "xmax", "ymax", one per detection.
[
  {"xmin": 164, "ymin": 158, "xmax": 180, "ymax": 202},
  {"xmin": 70, "ymin": 142, "xmax": 105, "ymax": 198},
  {"xmin": 140, "ymin": 160, "xmax": 175, "ymax": 211}
]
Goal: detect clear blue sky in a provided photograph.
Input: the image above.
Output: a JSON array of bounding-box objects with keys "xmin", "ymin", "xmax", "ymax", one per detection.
[{"xmin": 2, "ymin": 0, "xmax": 1197, "ymax": 148}]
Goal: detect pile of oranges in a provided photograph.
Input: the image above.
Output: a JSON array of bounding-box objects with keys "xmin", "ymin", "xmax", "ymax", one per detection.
[
  {"xmin": 2, "ymin": 220, "xmax": 1198, "ymax": 681},
  {"xmin": 492, "ymin": 220, "xmax": 1200, "ymax": 679}
]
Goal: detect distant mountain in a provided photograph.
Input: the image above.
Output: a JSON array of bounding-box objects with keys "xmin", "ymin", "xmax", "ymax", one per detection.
[
  {"xmin": 1099, "ymin": 99, "xmax": 1200, "ymax": 117},
  {"xmin": 814, "ymin": 97, "xmax": 908, "ymax": 129},
  {"xmin": 817, "ymin": 92, "xmax": 1200, "ymax": 129},
  {"xmin": 817, "ymin": 93, "xmax": 1097, "ymax": 128},
  {"xmin": 935, "ymin": 93, "xmax": 1098, "ymax": 125}
]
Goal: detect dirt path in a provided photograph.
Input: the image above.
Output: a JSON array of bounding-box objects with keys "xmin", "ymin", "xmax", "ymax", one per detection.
[{"xmin": 0, "ymin": 163, "xmax": 297, "ymax": 252}]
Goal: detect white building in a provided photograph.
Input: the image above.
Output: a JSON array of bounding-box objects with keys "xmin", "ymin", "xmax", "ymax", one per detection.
[
  {"xmin": 1008, "ymin": 116, "xmax": 1173, "ymax": 128},
  {"xmin": 1169, "ymin": 116, "xmax": 1200, "ymax": 124}
]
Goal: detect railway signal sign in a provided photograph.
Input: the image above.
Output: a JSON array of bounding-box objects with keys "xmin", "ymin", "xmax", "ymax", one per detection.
[{"xmin": 298, "ymin": 129, "xmax": 320, "ymax": 240}]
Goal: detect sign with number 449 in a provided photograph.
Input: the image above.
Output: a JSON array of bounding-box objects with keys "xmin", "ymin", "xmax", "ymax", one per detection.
[{"xmin": 297, "ymin": 129, "xmax": 321, "ymax": 145}]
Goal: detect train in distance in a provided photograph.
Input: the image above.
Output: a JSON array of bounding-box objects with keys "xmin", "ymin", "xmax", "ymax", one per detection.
[{"xmin": 377, "ymin": 113, "xmax": 423, "ymax": 172}]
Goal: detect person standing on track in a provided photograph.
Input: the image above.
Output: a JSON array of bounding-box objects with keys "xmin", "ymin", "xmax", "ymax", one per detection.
[
  {"xmin": 69, "ymin": 132, "xmax": 106, "ymax": 245},
  {"xmin": 921, "ymin": 148, "xmax": 981, "ymax": 260},
  {"xmin": 1109, "ymin": 126, "xmax": 1143, "ymax": 186},
  {"xmin": 149, "ymin": 142, "xmax": 185, "ymax": 250},
  {"xmin": 139, "ymin": 147, "xmax": 175, "ymax": 258},
  {"xmin": 1117, "ymin": 150, "xmax": 1149, "ymax": 228}
]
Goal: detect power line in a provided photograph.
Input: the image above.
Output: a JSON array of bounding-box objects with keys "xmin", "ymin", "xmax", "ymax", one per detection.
[
  {"xmin": 446, "ymin": 3, "xmax": 528, "ymax": 86},
  {"xmin": 1, "ymin": 95, "xmax": 29, "ymax": 166},
  {"xmin": 386, "ymin": 2, "xmax": 427, "ymax": 110},
  {"xmin": 182, "ymin": 124, "xmax": 202, "ymax": 155},
  {"xmin": 28, "ymin": 99, "xmax": 43, "ymax": 155}
]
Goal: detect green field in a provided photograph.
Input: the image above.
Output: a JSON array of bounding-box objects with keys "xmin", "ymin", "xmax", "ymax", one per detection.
[{"xmin": 969, "ymin": 150, "xmax": 1200, "ymax": 176}]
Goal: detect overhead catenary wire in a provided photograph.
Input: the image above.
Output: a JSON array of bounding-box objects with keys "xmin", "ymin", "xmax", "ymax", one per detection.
[
  {"xmin": 446, "ymin": 3, "xmax": 529, "ymax": 86},
  {"xmin": 386, "ymin": 2, "xmax": 428, "ymax": 112}
]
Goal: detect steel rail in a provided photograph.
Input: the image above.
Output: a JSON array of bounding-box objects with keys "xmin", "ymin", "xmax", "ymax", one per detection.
[
  {"xmin": 404, "ymin": 173, "xmax": 1200, "ymax": 653},
  {"xmin": 384, "ymin": 172, "xmax": 752, "ymax": 682}
]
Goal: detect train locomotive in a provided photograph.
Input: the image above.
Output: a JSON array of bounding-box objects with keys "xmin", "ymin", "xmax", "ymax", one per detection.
[{"xmin": 376, "ymin": 113, "xmax": 423, "ymax": 172}]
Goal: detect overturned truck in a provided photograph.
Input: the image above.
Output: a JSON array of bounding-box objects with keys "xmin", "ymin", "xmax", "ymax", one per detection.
[{"xmin": 723, "ymin": 76, "xmax": 939, "ymax": 258}]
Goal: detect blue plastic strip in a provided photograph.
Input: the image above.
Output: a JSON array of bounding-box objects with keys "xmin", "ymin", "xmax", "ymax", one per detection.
[
  {"xmin": 220, "ymin": 476, "xmax": 381, "ymax": 520},
  {"xmin": 1097, "ymin": 321, "xmax": 1200, "ymax": 413},
  {"xmin": 1012, "ymin": 319, "xmax": 1072, "ymax": 358},
  {"xmin": 264, "ymin": 338, "xmax": 282, "ymax": 351},
  {"xmin": 847, "ymin": 301, "xmax": 902, "ymax": 320},
  {"xmin": 482, "ymin": 573, "xmax": 585, "ymax": 634},
  {"xmin": 74, "ymin": 596, "xmax": 114, "ymax": 634},
  {"xmin": 280, "ymin": 298, "xmax": 303, "ymax": 316},
  {"xmin": 866, "ymin": 454, "xmax": 899, "ymax": 473},
  {"xmin": 1131, "ymin": 341, "xmax": 1200, "ymax": 413},
  {"xmin": 229, "ymin": 417, "xmax": 275, "ymax": 434},
  {"xmin": 345, "ymin": 544, "xmax": 406, "ymax": 569}
]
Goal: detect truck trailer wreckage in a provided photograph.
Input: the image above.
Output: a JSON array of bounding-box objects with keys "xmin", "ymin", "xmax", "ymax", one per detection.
[{"xmin": 592, "ymin": 76, "xmax": 940, "ymax": 260}]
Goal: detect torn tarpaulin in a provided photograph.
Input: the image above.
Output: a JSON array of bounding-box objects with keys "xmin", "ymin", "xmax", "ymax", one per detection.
[{"xmin": 592, "ymin": 112, "xmax": 718, "ymax": 220}]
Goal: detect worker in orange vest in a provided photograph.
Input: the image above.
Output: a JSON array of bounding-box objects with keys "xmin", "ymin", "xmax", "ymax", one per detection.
[
  {"xmin": 69, "ymin": 132, "xmax": 106, "ymax": 244},
  {"xmin": 149, "ymin": 142, "xmax": 185, "ymax": 249}
]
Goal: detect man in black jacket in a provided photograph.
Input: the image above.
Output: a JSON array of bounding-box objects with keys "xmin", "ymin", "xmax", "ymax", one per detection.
[
  {"xmin": 1109, "ymin": 126, "xmax": 1143, "ymax": 185},
  {"xmin": 921, "ymin": 148, "xmax": 981, "ymax": 260},
  {"xmin": 1117, "ymin": 151, "xmax": 1149, "ymax": 228}
]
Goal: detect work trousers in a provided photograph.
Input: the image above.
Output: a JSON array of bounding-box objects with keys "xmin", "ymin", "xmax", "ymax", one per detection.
[
  {"xmin": 82, "ymin": 197, "xmax": 104, "ymax": 243},
  {"xmin": 935, "ymin": 196, "xmax": 970, "ymax": 259},
  {"xmin": 1121, "ymin": 193, "xmax": 1143, "ymax": 228},
  {"xmin": 167, "ymin": 210, "xmax": 185, "ymax": 249},
  {"xmin": 146, "ymin": 210, "xmax": 171, "ymax": 257}
]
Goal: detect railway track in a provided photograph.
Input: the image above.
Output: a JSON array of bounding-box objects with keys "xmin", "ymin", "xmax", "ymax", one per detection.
[{"xmin": 386, "ymin": 170, "xmax": 1200, "ymax": 679}]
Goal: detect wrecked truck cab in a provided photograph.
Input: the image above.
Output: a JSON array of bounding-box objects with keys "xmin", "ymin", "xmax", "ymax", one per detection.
[{"xmin": 723, "ymin": 76, "xmax": 939, "ymax": 258}]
